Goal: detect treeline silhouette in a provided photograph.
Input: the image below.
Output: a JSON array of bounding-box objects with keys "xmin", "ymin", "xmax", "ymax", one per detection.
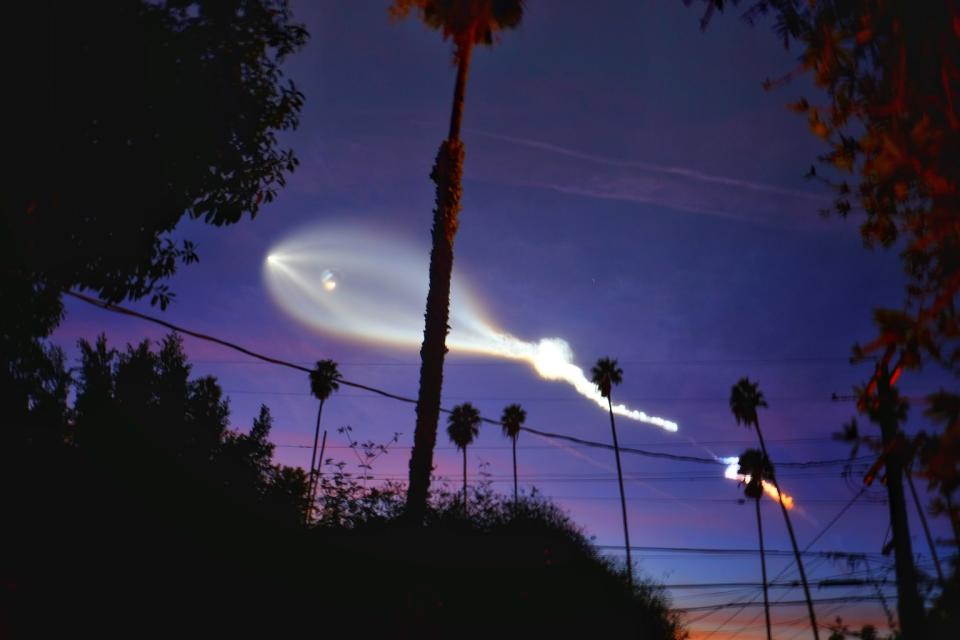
[{"xmin": 2, "ymin": 333, "xmax": 683, "ymax": 638}]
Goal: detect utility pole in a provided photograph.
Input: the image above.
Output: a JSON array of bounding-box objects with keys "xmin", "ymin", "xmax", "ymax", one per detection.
[{"xmin": 873, "ymin": 362, "xmax": 926, "ymax": 638}]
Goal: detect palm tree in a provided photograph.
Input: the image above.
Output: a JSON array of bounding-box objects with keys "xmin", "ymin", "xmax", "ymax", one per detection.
[
  {"xmin": 738, "ymin": 448, "xmax": 774, "ymax": 640},
  {"xmin": 731, "ymin": 377, "xmax": 818, "ymax": 639},
  {"xmin": 390, "ymin": 0, "xmax": 524, "ymax": 524},
  {"xmin": 306, "ymin": 359, "xmax": 340, "ymax": 522},
  {"xmin": 590, "ymin": 357, "xmax": 633, "ymax": 588},
  {"xmin": 500, "ymin": 403, "xmax": 526, "ymax": 505},
  {"xmin": 447, "ymin": 402, "xmax": 481, "ymax": 515}
]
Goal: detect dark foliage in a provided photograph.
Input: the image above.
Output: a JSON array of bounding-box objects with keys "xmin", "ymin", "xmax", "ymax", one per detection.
[
  {"xmin": 3, "ymin": 332, "xmax": 685, "ymax": 638},
  {"xmin": 692, "ymin": 0, "xmax": 960, "ymax": 548},
  {"xmin": 307, "ymin": 483, "xmax": 685, "ymax": 639},
  {"xmin": 2, "ymin": 1, "xmax": 307, "ymax": 450}
]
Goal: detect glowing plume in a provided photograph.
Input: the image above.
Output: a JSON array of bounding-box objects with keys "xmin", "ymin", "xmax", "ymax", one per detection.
[
  {"xmin": 263, "ymin": 224, "xmax": 678, "ymax": 432},
  {"xmin": 720, "ymin": 456, "xmax": 795, "ymax": 509}
]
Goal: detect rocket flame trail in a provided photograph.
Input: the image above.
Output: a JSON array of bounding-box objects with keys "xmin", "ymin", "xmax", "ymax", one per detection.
[
  {"xmin": 263, "ymin": 225, "xmax": 678, "ymax": 432},
  {"xmin": 719, "ymin": 456, "xmax": 795, "ymax": 509}
]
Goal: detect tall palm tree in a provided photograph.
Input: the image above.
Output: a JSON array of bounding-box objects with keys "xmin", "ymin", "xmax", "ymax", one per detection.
[
  {"xmin": 306, "ymin": 359, "xmax": 340, "ymax": 522},
  {"xmin": 738, "ymin": 448, "xmax": 774, "ymax": 640},
  {"xmin": 390, "ymin": 0, "xmax": 524, "ymax": 524},
  {"xmin": 500, "ymin": 403, "xmax": 526, "ymax": 505},
  {"xmin": 731, "ymin": 377, "xmax": 818, "ymax": 639},
  {"xmin": 447, "ymin": 402, "xmax": 481, "ymax": 515},
  {"xmin": 591, "ymin": 357, "xmax": 633, "ymax": 588}
]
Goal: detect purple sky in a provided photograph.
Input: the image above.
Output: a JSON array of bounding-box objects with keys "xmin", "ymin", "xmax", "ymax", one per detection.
[{"xmin": 53, "ymin": 2, "xmax": 954, "ymax": 637}]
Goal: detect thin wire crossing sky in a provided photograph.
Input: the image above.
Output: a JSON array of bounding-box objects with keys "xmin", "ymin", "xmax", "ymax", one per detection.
[{"xmin": 53, "ymin": 2, "xmax": 956, "ymax": 637}]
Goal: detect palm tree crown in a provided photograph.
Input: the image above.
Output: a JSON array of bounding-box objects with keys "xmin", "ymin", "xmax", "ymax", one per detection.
[
  {"xmin": 730, "ymin": 377, "xmax": 767, "ymax": 428},
  {"xmin": 447, "ymin": 402, "xmax": 481, "ymax": 451},
  {"xmin": 590, "ymin": 357, "xmax": 623, "ymax": 399},
  {"xmin": 309, "ymin": 360, "xmax": 341, "ymax": 401},
  {"xmin": 390, "ymin": 0, "xmax": 524, "ymax": 59},
  {"xmin": 500, "ymin": 403, "xmax": 526, "ymax": 440}
]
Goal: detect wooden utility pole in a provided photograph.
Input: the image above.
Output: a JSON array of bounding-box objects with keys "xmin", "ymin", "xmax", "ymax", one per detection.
[{"xmin": 874, "ymin": 364, "xmax": 926, "ymax": 637}]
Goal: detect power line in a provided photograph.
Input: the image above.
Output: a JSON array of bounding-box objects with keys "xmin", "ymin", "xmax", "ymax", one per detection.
[
  {"xmin": 593, "ymin": 545, "xmax": 887, "ymax": 559},
  {"xmin": 62, "ymin": 291, "xmax": 875, "ymax": 470},
  {"xmin": 705, "ymin": 488, "xmax": 870, "ymax": 638},
  {"xmin": 222, "ymin": 387, "xmax": 851, "ymax": 403},
  {"xmin": 663, "ymin": 579, "xmax": 897, "ymax": 590},
  {"xmin": 190, "ymin": 356, "xmax": 855, "ymax": 367},
  {"xmin": 674, "ymin": 596, "xmax": 893, "ymax": 613},
  {"xmin": 317, "ymin": 472, "xmax": 867, "ymax": 483},
  {"xmin": 274, "ymin": 436, "xmax": 840, "ymax": 450},
  {"xmin": 676, "ymin": 596, "xmax": 892, "ymax": 614},
  {"xmin": 507, "ymin": 496, "xmax": 886, "ymax": 505}
]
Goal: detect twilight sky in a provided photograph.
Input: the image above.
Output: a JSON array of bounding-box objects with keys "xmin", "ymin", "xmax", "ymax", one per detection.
[{"xmin": 54, "ymin": 2, "xmax": 954, "ymax": 637}]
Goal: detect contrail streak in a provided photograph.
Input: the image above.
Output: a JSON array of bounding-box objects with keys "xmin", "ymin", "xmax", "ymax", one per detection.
[
  {"xmin": 719, "ymin": 456, "xmax": 795, "ymax": 509},
  {"xmin": 264, "ymin": 225, "xmax": 678, "ymax": 432},
  {"xmin": 470, "ymin": 129, "xmax": 827, "ymax": 202}
]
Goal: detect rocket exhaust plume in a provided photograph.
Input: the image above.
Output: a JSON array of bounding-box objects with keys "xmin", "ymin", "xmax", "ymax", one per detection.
[
  {"xmin": 263, "ymin": 225, "xmax": 678, "ymax": 433},
  {"xmin": 719, "ymin": 456, "xmax": 795, "ymax": 509}
]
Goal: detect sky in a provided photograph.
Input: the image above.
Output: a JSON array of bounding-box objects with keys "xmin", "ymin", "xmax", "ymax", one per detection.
[{"xmin": 53, "ymin": 2, "xmax": 956, "ymax": 638}]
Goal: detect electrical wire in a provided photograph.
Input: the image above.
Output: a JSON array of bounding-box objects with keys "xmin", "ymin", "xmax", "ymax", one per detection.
[{"xmin": 64, "ymin": 290, "xmax": 873, "ymax": 470}]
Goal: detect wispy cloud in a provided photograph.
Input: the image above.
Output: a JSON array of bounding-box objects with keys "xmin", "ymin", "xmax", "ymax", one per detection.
[
  {"xmin": 467, "ymin": 129, "xmax": 831, "ymax": 227},
  {"xmin": 472, "ymin": 129, "xmax": 826, "ymax": 202}
]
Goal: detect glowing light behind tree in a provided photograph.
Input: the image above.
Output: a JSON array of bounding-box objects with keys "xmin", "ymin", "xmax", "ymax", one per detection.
[{"xmin": 264, "ymin": 225, "xmax": 678, "ymax": 432}]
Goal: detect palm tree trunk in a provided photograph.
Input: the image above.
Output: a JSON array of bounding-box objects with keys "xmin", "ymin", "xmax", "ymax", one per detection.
[
  {"xmin": 405, "ymin": 43, "xmax": 474, "ymax": 525},
  {"xmin": 753, "ymin": 424, "xmax": 819, "ymax": 640},
  {"xmin": 607, "ymin": 396, "xmax": 633, "ymax": 588},
  {"xmin": 448, "ymin": 45, "xmax": 472, "ymax": 140},
  {"xmin": 463, "ymin": 446, "xmax": 468, "ymax": 517},
  {"xmin": 512, "ymin": 437, "xmax": 518, "ymax": 506},
  {"xmin": 755, "ymin": 497, "xmax": 772, "ymax": 640},
  {"xmin": 305, "ymin": 399, "xmax": 325, "ymax": 523},
  {"xmin": 875, "ymin": 373, "xmax": 926, "ymax": 637}
]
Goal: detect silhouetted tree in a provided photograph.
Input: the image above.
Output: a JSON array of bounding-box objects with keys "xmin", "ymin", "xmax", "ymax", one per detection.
[
  {"xmin": 307, "ymin": 359, "xmax": 341, "ymax": 521},
  {"xmin": 447, "ymin": 402, "xmax": 481, "ymax": 515},
  {"xmin": 264, "ymin": 464, "xmax": 311, "ymax": 527},
  {"xmin": 13, "ymin": 329, "xmax": 690, "ymax": 636},
  {"xmin": 390, "ymin": 0, "xmax": 524, "ymax": 524},
  {"xmin": 591, "ymin": 356, "xmax": 633, "ymax": 588},
  {"xmin": 851, "ymin": 361, "xmax": 927, "ymax": 636},
  {"xmin": 689, "ymin": 3, "xmax": 960, "ymax": 370},
  {"xmin": 74, "ymin": 336, "xmax": 118, "ymax": 450},
  {"xmin": 500, "ymin": 403, "xmax": 526, "ymax": 504},
  {"xmin": 3, "ymin": 1, "xmax": 307, "ymax": 442},
  {"xmin": 73, "ymin": 332, "xmax": 308, "ymax": 526},
  {"xmin": 15, "ymin": 344, "xmax": 73, "ymax": 450},
  {"xmin": 738, "ymin": 448, "xmax": 774, "ymax": 640},
  {"xmin": 220, "ymin": 405, "xmax": 276, "ymax": 502},
  {"xmin": 690, "ymin": 9, "xmax": 960, "ymax": 627},
  {"xmin": 920, "ymin": 392, "xmax": 960, "ymax": 548},
  {"xmin": 730, "ymin": 377, "xmax": 818, "ymax": 639}
]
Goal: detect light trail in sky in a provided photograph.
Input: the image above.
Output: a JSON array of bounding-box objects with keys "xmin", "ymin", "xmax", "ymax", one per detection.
[
  {"xmin": 263, "ymin": 225, "xmax": 678, "ymax": 433},
  {"xmin": 719, "ymin": 456, "xmax": 795, "ymax": 509},
  {"xmin": 263, "ymin": 225, "xmax": 798, "ymax": 507}
]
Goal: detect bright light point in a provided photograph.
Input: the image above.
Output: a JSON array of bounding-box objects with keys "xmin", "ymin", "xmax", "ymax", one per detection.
[
  {"xmin": 263, "ymin": 225, "xmax": 681, "ymax": 433},
  {"xmin": 720, "ymin": 456, "xmax": 795, "ymax": 509},
  {"xmin": 321, "ymin": 269, "xmax": 337, "ymax": 292},
  {"xmin": 532, "ymin": 338, "xmax": 574, "ymax": 380}
]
